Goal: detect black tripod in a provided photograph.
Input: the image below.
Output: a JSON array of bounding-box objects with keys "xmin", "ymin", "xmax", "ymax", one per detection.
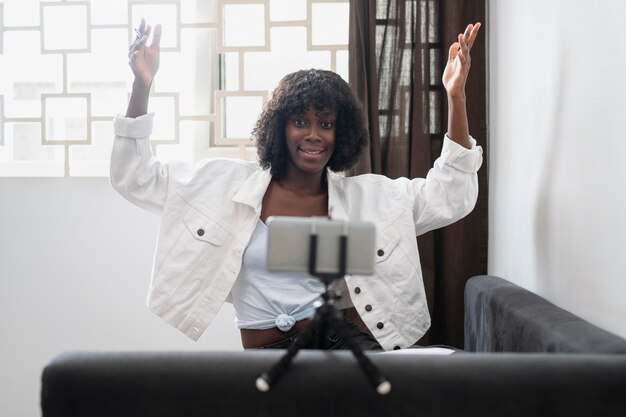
[{"xmin": 255, "ymin": 232, "xmax": 391, "ymax": 395}]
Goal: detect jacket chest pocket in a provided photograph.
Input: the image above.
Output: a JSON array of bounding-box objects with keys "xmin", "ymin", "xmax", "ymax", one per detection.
[
  {"xmin": 375, "ymin": 227, "xmax": 400, "ymax": 263},
  {"xmin": 153, "ymin": 207, "xmax": 230, "ymax": 287},
  {"xmin": 183, "ymin": 207, "xmax": 228, "ymax": 247},
  {"xmin": 152, "ymin": 207, "xmax": 231, "ymax": 301}
]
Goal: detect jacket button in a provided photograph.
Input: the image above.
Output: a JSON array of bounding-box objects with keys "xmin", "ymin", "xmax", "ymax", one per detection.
[
  {"xmin": 377, "ymin": 249, "xmax": 384, "ymax": 256},
  {"xmin": 354, "ymin": 287, "xmax": 361, "ymax": 294},
  {"xmin": 197, "ymin": 229, "xmax": 205, "ymax": 236},
  {"xmin": 377, "ymin": 322, "xmax": 384, "ymax": 329},
  {"xmin": 365, "ymin": 304, "xmax": 372, "ymax": 312}
]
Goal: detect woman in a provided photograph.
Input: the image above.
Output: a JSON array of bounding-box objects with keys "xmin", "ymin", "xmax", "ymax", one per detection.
[{"xmin": 111, "ymin": 20, "xmax": 483, "ymax": 351}]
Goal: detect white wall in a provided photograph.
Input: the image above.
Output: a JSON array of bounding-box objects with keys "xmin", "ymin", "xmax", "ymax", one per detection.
[
  {"xmin": 0, "ymin": 178, "xmax": 241, "ymax": 417},
  {"xmin": 488, "ymin": 0, "xmax": 626, "ymax": 339}
]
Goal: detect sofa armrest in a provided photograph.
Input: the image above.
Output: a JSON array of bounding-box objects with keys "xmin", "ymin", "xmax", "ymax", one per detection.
[{"xmin": 464, "ymin": 275, "xmax": 626, "ymax": 353}]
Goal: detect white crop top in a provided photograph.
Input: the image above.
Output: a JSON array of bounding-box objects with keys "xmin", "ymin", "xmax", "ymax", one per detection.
[{"xmin": 230, "ymin": 220, "xmax": 325, "ymax": 331}]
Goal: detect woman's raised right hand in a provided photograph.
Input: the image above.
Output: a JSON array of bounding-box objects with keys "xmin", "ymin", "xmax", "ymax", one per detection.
[{"xmin": 128, "ymin": 18, "xmax": 162, "ymax": 88}]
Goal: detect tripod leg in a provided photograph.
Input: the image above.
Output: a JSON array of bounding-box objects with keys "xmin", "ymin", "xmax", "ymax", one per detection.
[
  {"xmin": 255, "ymin": 311, "xmax": 323, "ymax": 392},
  {"xmin": 330, "ymin": 312, "xmax": 392, "ymax": 395},
  {"xmin": 315, "ymin": 303, "xmax": 331, "ymax": 349}
]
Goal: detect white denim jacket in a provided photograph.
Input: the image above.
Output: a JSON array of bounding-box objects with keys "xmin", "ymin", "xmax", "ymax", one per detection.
[{"xmin": 110, "ymin": 113, "xmax": 483, "ymax": 351}]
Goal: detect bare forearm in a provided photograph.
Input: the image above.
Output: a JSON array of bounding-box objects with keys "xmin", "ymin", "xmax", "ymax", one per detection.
[
  {"xmin": 447, "ymin": 95, "xmax": 471, "ymax": 149},
  {"xmin": 125, "ymin": 79, "xmax": 151, "ymax": 118},
  {"xmin": 442, "ymin": 22, "xmax": 480, "ymax": 149}
]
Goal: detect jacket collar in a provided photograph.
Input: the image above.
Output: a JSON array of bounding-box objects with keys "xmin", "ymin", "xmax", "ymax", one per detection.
[
  {"xmin": 326, "ymin": 171, "xmax": 349, "ymax": 221},
  {"xmin": 232, "ymin": 168, "xmax": 272, "ymax": 213}
]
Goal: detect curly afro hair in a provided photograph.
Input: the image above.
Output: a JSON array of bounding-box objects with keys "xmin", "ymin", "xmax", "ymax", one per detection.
[{"xmin": 253, "ymin": 69, "xmax": 368, "ymax": 180}]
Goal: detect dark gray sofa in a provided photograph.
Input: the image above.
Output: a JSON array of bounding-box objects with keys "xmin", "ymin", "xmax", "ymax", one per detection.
[
  {"xmin": 465, "ymin": 275, "xmax": 626, "ymax": 353},
  {"xmin": 41, "ymin": 275, "xmax": 626, "ymax": 417}
]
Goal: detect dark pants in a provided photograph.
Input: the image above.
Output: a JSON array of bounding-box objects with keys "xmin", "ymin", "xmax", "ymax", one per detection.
[{"xmin": 256, "ymin": 318, "xmax": 384, "ymax": 351}]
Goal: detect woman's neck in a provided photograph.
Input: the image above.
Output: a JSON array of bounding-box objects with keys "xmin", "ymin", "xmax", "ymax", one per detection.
[
  {"xmin": 261, "ymin": 173, "xmax": 329, "ymax": 222},
  {"xmin": 277, "ymin": 170, "xmax": 327, "ymax": 196}
]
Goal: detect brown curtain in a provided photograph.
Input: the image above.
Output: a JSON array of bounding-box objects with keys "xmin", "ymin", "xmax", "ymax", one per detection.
[{"xmin": 348, "ymin": 0, "xmax": 487, "ymax": 348}]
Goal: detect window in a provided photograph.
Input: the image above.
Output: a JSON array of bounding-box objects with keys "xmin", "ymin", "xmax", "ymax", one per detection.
[{"xmin": 0, "ymin": 0, "xmax": 349, "ymax": 177}]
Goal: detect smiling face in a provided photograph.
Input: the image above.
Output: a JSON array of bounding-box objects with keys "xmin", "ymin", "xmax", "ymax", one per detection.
[{"xmin": 284, "ymin": 107, "xmax": 336, "ymax": 180}]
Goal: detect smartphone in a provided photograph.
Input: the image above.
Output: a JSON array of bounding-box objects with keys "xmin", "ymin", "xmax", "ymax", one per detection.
[{"xmin": 266, "ymin": 216, "xmax": 376, "ymax": 276}]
